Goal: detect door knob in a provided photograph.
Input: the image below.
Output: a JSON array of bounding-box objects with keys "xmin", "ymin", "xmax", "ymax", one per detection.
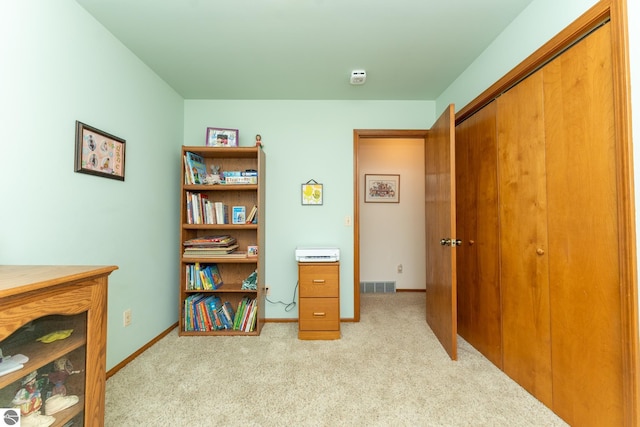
[{"xmin": 440, "ymin": 238, "xmax": 451, "ymax": 246}]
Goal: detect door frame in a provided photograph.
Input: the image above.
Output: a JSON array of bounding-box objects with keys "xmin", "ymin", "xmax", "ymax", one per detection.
[{"xmin": 352, "ymin": 129, "xmax": 429, "ymax": 321}]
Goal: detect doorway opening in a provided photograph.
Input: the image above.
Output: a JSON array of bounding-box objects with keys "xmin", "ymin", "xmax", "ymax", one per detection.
[{"xmin": 353, "ymin": 129, "xmax": 429, "ymax": 321}]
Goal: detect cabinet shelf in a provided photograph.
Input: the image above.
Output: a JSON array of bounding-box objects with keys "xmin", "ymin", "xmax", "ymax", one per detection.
[
  {"xmin": 0, "ymin": 317, "xmax": 86, "ymax": 389},
  {"xmin": 182, "ymin": 224, "xmax": 258, "ymax": 230},
  {"xmin": 184, "ymin": 184, "xmax": 258, "ymax": 191}
]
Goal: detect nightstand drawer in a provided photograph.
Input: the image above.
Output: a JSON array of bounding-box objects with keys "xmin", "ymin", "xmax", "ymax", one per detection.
[
  {"xmin": 298, "ymin": 264, "xmax": 339, "ymax": 298},
  {"xmin": 299, "ymin": 298, "xmax": 340, "ymax": 331}
]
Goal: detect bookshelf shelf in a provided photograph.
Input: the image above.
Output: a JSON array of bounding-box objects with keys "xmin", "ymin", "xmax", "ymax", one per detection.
[{"xmin": 179, "ymin": 146, "xmax": 265, "ymax": 336}]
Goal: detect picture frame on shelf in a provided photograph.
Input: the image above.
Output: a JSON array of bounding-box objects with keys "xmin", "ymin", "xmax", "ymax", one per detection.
[
  {"xmin": 206, "ymin": 127, "xmax": 239, "ymax": 147},
  {"xmin": 247, "ymin": 245, "xmax": 258, "ymax": 257},
  {"xmin": 365, "ymin": 174, "xmax": 400, "ymax": 203},
  {"xmin": 74, "ymin": 121, "xmax": 126, "ymax": 181},
  {"xmin": 232, "ymin": 206, "xmax": 246, "ymax": 224},
  {"xmin": 301, "ymin": 179, "xmax": 323, "ymax": 205}
]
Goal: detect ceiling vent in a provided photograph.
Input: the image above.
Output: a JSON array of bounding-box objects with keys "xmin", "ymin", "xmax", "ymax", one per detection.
[{"xmin": 350, "ymin": 70, "xmax": 367, "ymax": 85}]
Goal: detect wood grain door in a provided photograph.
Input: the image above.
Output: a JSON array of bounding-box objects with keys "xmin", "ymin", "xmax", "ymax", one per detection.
[
  {"xmin": 497, "ymin": 69, "xmax": 553, "ymax": 407},
  {"xmin": 543, "ymin": 23, "xmax": 623, "ymax": 426},
  {"xmin": 425, "ymin": 104, "xmax": 457, "ymax": 360},
  {"xmin": 455, "ymin": 101, "xmax": 501, "ymax": 368}
]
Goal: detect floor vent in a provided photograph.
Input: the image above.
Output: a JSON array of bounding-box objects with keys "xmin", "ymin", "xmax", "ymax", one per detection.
[{"xmin": 360, "ymin": 281, "xmax": 396, "ymax": 293}]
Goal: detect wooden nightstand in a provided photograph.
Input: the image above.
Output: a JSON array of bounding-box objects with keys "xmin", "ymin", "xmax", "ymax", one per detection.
[{"xmin": 298, "ymin": 262, "xmax": 340, "ymax": 340}]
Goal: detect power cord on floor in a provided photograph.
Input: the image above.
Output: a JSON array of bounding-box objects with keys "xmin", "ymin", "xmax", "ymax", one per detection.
[{"xmin": 265, "ymin": 281, "xmax": 298, "ymax": 312}]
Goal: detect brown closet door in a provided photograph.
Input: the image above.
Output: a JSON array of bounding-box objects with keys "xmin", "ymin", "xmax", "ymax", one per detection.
[
  {"xmin": 455, "ymin": 101, "xmax": 501, "ymax": 367},
  {"xmin": 543, "ymin": 23, "xmax": 623, "ymax": 426},
  {"xmin": 425, "ymin": 104, "xmax": 457, "ymax": 360},
  {"xmin": 497, "ymin": 70, "xmax": 553, "ymax": 406}
]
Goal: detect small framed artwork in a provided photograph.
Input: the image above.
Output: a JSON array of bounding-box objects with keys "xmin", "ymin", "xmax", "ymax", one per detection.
[
  {"xmin": 206, "ymin": 127, "xmax": 238, "ymax": 147},
  {"xmin": 365, "ymin": 174, "xmax": 400, "ymax": 203},
  {"xmin": 301, "ymin": 180, "xmax": 323, "ymax": 205},
  {"xmin": 232, "ymin": 206, "xmax": 246, "ymax": 224},
  {"xmin": 247, "ymin": 245, "xmax": 258, "ymax": 257},
  {"xmin": 74, "ymin": 121, "xmax": 126, "ymax": 181}
]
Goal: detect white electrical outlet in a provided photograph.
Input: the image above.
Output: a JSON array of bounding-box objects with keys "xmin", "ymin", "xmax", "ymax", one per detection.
[{"xmin": 123, "ymin": 309, "xmax": 132, "ymax": 327}]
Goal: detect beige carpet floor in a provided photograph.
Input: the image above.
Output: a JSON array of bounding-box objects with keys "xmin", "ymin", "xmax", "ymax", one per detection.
[{"xmin": 105, "ymin": 292, "xmax": 568, "ymax": 426}]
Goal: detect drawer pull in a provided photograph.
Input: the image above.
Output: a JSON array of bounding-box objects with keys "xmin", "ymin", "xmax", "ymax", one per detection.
[
  {"xmin": 312, "ymin": 279, "xmax": 326, "ymax": 284},
  {"xmin": 313, "ymin": 312, "xmax": 326, "ymax": 317}
]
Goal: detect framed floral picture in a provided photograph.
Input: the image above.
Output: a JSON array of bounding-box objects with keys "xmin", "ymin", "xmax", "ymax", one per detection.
[
  {"xmin": 301, "ymin": 180, "xmax": 323, "ymax": 205},
  {"xmin": 74, "ymin": 121, "xmax": 126, "ymax": 181},
  {"xmin": 365, "ymin": 174, "xmax": 399, "ymax": 203}
]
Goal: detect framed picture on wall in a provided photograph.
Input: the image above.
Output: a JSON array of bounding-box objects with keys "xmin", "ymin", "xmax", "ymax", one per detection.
[
  {"xmin": 301, "ymin": 180, "xmax": 323, "ymax": 205},
  {"xmin": 365, "ymin": 174, "xmax": 399, "ymax": 203},
  {"xmin": 74, "ymin": 121, "xmax": 126, "ymax": 181}
]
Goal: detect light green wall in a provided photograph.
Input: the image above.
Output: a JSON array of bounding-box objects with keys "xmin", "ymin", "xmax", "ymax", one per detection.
[
  {"xmin": 436, "ymin": 0, "xmax": 599, "ymax": 112},
  {"xmin": 184, "ymin": 100, "xmax": 435, "ymax": 318},
  {"xmin": 0, "ymin": 1, "xmax": 183, "ymax": 370}
]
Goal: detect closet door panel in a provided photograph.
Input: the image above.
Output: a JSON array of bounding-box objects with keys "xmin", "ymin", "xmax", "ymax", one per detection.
[
  {"xmin": 456, "ymin": 102, "xmax": 501, "ymax": 367},
  {"xmin": 497, "ymin": 71, "xmax": 552, "ymax": 406},
  {"xmin": 455, "ymin": 113, "xmax": 474, "ymax": 341},
  {"xmin": 473, "ymin": 102, "xmax": 501, "ymax": 367},
  {"xmin": 543, "ymin": 23, "xmax": 623, "ymax": 426}
]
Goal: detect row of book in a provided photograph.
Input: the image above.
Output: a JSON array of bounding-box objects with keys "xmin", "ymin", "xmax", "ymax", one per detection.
[
  {"xmin": 185, "ymin": 263, "xmax": 223, "ymax": 290},
  {"xmin": 186, "ymin": 192, "xmax": 258, "ymax": 225},
  {"xmin": 184, "ymin": 294, "xmax": 258, "ymax": 332},
  {"xmin": 183, "ymin": 151, "xmax": 259, "ymax": 186},
  {"xmin": 222, "ymin": 170, "xmax": 258, "ymax": 185}
]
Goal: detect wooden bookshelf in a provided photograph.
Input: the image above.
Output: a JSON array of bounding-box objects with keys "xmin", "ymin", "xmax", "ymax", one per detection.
[{"xmin": 179, "ymin": 146, "xmax": 265, "ymax": 336}]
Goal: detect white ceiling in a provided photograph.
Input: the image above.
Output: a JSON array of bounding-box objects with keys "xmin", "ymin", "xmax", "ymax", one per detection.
[{"xmin": 76, "ymin": 0, "xmax": 535, "ymax": 100}]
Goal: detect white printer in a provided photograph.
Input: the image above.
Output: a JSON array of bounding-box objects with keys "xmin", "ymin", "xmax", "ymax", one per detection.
[{"xmin": 295, "ymin": 247, "xmax": 340, "ymax": 263}]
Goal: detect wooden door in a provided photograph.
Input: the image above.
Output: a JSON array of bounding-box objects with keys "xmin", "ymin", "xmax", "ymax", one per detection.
[
  {"xmin": 455, "ymin": 101, "xmax": 501, "ymax": 368},
  {"xmin": 425, "ymin": 104, "xmax": 457, "ymax": 360},
  {"xmin": 497, "ymin": 70, "xmax": 553, "ymax": 407},
  {"xmin": 543, "ymin": 23, "xmax": 623, "ymax": 426}
]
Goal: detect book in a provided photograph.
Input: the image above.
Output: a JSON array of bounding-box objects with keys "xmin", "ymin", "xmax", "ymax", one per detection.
[
  {"xmin": 183, "ymin": 244, "xmax": 239, "ymax": 255},
  {"xmin": 183, "ymin": 235, "xmax": 236, "ymax": 247},
  {"xmin": 214, "ymin": 202, "xmax": 228, "ymax": 224},
  {"xmin": 204, "ymin": 264, "xmax": 223, "ymax": 288},
  {"xmin": 185, "ymin": 152, "xmax": 207, "ymax": 185},
  {"xmin": 232, "ymin": 206, "xmax": 246, "ymax": 224},
  {"xmin": 221, "ymin": 301, "xmax": 235, "ymax": 326},
  {"xmin": 245, "ymin": 205, "xmax": 258, "ymax": 224},
  {"xmin": 224, "ymin": 176, "xmax": 257, "ymax": 184}
]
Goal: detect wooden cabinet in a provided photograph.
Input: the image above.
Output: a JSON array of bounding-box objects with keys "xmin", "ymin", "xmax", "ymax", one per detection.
[
  {"xmin": 298, "ymin": 262, "xmax": 340, "ymax": 340},
  {"xmin": 179, "ymin": 146, "xmax": 265, "ymax": 336},
  {"xmin": 0, "ymin": 265, "xmax": 117, "ymax": 427}
]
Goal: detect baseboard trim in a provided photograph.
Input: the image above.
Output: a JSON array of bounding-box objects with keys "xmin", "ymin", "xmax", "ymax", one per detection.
[{"xmin": 106, "ymin": 322, "xmax": 178, "ymax": 379}]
